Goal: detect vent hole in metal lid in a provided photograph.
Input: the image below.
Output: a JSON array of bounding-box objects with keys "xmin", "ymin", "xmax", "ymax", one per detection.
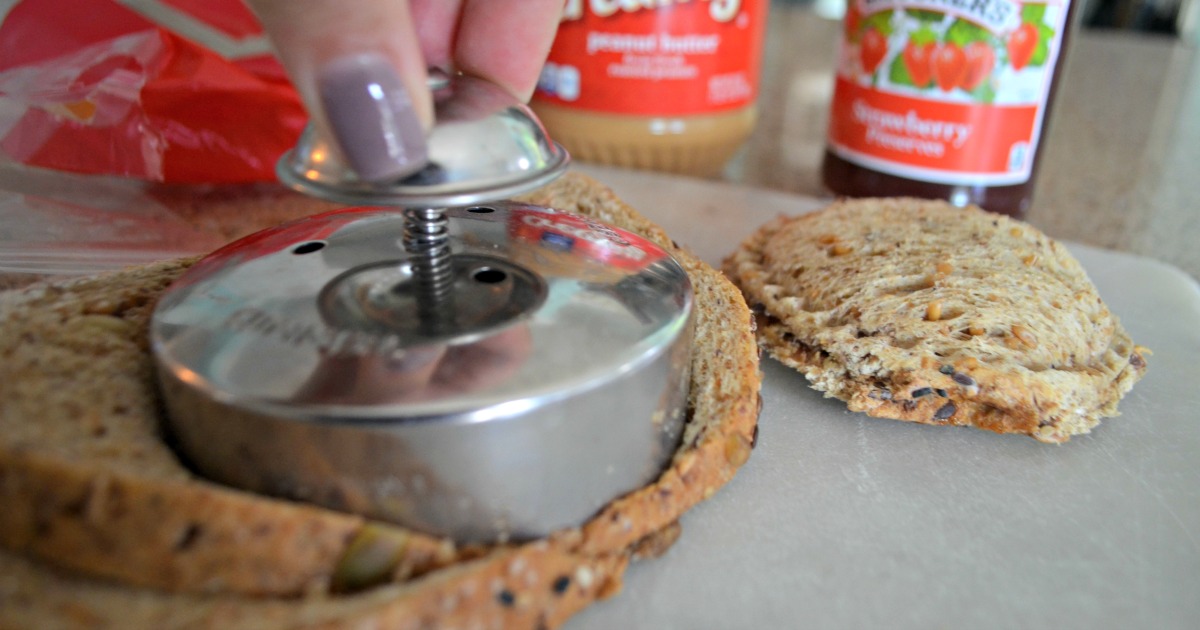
[
  {"xmin": 473, "ymin": 268, "xmax": 508, "ymax": 284},
  {"xmin": 292, "ymin": 241, "xmax": 326, "ymax": 255}
]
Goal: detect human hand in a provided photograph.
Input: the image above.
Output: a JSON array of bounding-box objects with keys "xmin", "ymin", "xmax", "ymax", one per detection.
[{"xmin": 246, "ymin": 0, "xmax": 562, "ymax": 182}]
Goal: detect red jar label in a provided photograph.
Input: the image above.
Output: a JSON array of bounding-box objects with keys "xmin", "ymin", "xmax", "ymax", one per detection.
[
  {"xmin": 534, "ymin": 0, "xmax": 767, "ymax": 116},
  {"xmin": 827, "ymin": 0, "xmax": 1071, "ymax": 185}
]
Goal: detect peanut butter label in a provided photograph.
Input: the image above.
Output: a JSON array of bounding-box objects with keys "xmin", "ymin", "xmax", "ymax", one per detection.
[
  {"xmin": 828, "ymin": 0, "xmax": 1070, "ymax": 185},
  {"xmin": 535, "ymin": 0, "xmax": 767, "ymax": 115}
]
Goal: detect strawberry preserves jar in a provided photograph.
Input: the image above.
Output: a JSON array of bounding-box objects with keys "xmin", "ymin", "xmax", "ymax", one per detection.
[
  {"xmin": 532, "ymin": 0, "xmax": 768, "ymax": 177},
  {"xmin": 822, "ymin": 0, "xmax": 1078, "ymax": 217}
]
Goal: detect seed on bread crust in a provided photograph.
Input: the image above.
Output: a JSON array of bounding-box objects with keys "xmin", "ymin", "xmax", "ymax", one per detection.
[
  {"xmin": 952, "ymin": 373, "xmax": 976, "ymax": 387},
  {"xmin": 934, "ymin": 402, "xmax": 958, "ymax": 421},
  {"xmin": 925, "ymin": 300, "xmax": 943, "ymax": 321}
]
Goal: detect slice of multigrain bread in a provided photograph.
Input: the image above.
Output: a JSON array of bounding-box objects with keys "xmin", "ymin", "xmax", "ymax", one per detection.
[
  {"xmin": 723, "ymin": 197, "xmax": 1147, "ymax": 443},
  {"xmin": 0, "ymin": 172, "xmax": 761, "ymax": 628}
]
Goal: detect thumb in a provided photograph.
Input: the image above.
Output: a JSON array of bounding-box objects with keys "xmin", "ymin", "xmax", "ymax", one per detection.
[{"xmin": 247, "ymin": 0, "xmax": 432, "ymax": 182}]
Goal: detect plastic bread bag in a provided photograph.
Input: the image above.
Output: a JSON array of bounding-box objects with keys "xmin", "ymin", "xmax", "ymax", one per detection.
[
  {"xmin": 0, "ymin": 0, "xmax": 330, "ymax": 278},
  {"xmin": 0, "ymin": 0, "xmax": 306, "ymax": 182}
]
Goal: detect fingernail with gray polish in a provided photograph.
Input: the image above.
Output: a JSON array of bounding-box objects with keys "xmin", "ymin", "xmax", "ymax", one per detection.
[{"xmin": 319, "ymin": 54, "xmax": 428, "ymax": 182}]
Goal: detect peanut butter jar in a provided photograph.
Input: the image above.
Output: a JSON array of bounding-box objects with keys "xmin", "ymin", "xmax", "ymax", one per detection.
[{"xmin": 532, "ymin": 0, "xmax": 768, "ymax": 178}]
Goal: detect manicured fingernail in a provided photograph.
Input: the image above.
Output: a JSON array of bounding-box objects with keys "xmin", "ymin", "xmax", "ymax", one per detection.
[{"xmin": 318, "ymin": 54, "xmax": 427, "ymax": 182}]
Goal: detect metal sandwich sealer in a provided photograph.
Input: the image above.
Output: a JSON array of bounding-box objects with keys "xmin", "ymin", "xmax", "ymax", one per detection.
[{"xmin": 149, "ymin": 73, "xmax": 695, "ymax": 542}]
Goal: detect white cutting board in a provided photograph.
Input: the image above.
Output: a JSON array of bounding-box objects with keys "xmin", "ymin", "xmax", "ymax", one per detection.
[{"xmin": 569, "ymin": 165, "xmax": 1200, "ymax": 629}]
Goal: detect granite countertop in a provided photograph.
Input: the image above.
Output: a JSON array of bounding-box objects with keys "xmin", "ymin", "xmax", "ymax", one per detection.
[{"xmin": 722, "ymin": 5, "xmax": 1200, "ymax": 279}]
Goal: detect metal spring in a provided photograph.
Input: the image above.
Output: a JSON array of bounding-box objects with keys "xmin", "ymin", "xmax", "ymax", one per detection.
[{"xmin": 403, "ymin": 207, "xmax": 454, "ymax": 306}]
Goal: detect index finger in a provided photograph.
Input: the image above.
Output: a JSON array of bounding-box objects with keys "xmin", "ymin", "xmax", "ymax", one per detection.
[{"xmin": 247, "ymin": 0, "xmax": 435, "ymax": 181}]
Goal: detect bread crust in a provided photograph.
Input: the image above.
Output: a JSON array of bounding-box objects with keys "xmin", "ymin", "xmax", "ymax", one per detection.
[
  {"xmin": 723, "ymin": 197, "xmax": 1146, "ymax": 443},
  {"xmin": 0, "ymin": 173, "xmax": 762, "ymax": 628}
]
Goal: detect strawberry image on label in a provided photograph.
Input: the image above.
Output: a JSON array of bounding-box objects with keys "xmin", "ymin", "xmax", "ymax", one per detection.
[
  {"xmin": 931, "ymin": 43, "xmax": 967, "ymax": 92},
  {"xmin": 903, "ymin": 40, "xmax": 936, "ymax": 88},
  {"xmin": 961, "ymin": 41, "xmax": 996, "ymax": 91},
  {"xmin": 1007, "ymin": 22, "xmax": 1039, "ymax": 70},
  {"xmin": 861, "ymin": 27, "xmax": 888, "ymax": 75}
]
